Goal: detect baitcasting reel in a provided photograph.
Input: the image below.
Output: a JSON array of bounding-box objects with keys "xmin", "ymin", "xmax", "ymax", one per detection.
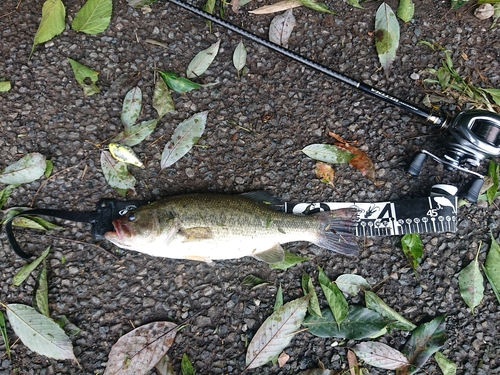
[
  {"xmin": 407, "ymin": 110, "xmax": 500, "ymax": 202},
  {"xmin": 165, "ymin": 0, "xmax": 500, "ymax": 202}
]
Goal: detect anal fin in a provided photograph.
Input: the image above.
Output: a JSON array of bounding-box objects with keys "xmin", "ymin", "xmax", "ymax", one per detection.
[{"xmin": 252, "ymin": 243, "xmax": 285, "ymax": 264}]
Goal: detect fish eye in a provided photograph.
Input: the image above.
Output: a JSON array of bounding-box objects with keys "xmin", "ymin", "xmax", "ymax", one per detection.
[{"xmin": 128, "ymin": 212, "xmax": 136, "ymax": 221}]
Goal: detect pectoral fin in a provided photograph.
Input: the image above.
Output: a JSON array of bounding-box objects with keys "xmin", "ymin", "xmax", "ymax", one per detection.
[
  {"xmin": 179, "ymin": 227, "xmax": 213, "ymax": 242},
  {"xmin": 252, "ymin": 243, "xmax": 285, "ymax": 264}
]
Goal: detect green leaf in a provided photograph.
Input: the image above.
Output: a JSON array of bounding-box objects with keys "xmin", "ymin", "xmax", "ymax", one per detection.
[
  {"xmin": 303, "ymin": 306, "xmax": 388, "ymax": 339},
  {"xmin": 153, "ymin": 77, "xmax": 175, "ymax": 119},
  {"xmin": 100, "ymin": 151, "xmax": 136, "ymax": 194},
  {"xmin": 269, "ymin": 250, "xmax": 308, "ymax": 270},
  {"xmin": 44, "ymin": 160, "xmax": 53, "ymax": 178},
  {"xmin": 0, "ymin": 184, "xmax": 18, "ymax": 209},
  {"xmin": 451, "ymin": 0, "xmax": 470, "ymax": 9},
  {"xmin": 459, "ymin": 245, "xmax": 484, "ymax": 314},
  {"xmin": 482, "ymin": 88, "xmax": 500, "ymax": 106},
  {"xmin": 6, "ymin": 304, "xmax": 77, "ymax": 362},
  {"xmin": 302, "ymin": 144, "xmax": 354, "ymax": 164},
  {"xmin": 111, "ymin": 119, "xmax": 158, "ymax": 147},
  {"xmin": 346, "ymin": 0, "xmax": 363, "ymax": 9},
  {"xmin": 0, "ymin": 153, "xmax": 47, "ymax": 185},
  {"xmin": 127, "ymin": 0, "xmax": 158, "ymax": 7},
  {"xmin": 241, "ymin": 274, "xmax": 269, "ymax": 289},
  {"xmin": 434, "ymin": 352, "xmax": 457, "ymax": 375},
  {"xmin": 159, "ymin": 71, "xmax": 202, "ymax": 93},
  {"xmin": 108, "ymin": 143, "xmax": 144, "ymax": 168},
  {"xmin": 13, "ymin": 247, "xmax": 51, "ymax": 286},
  {"xmin": 161, "ymin": 111, "xmax": 208, "ymax": 169},
  {"xmin": 121, "ymin": 87, "xmax": 142, "ymax": 129},
  {"xmin": 67, "ymin": 58, "xmax": 100, "ymax": 96},
  {"xmin": 374, "ymin": 3, "xmax": 400, "ymax": 74},
  {"xmin": 55, "ymin": 315, "xmax": 81, "ymax": 336},
  {"xmin": 365, "ymin": 291, "xmax": 417, "ymax": 331},
  {"xmin": 335, "ymin": 274, "xmax": 371, "ymax": 296},
  {"xmin": 318, "ymin": 267, "xmax": 348, "ymax": 328},
  {"xmin": 274, "ymin": 284, "xmax": 283, "ymax": 311},
  {"xmin": 397, "ymin": 315, "xmax": 446, "ymax": 375},
  {"xmin": 352, "ymin": 342, "xmax": 409, "ymax": 370},
  {"xmin": 401, "ymin": 234, "xmax": 423, "ymax": 273},
  {"xmin": 13, "ymin": 215, "xmax": 62, "ymax": 231},
  {"xmin": 245, "ymin": 295, "xmax": 309, "ymax": 369},
  {"xmin": 484, "ymin": 234, "xmax": 500, "ymax": 303},
  {"xmin": 0, "ymin": 311, "xmax": 10, "ymax": 360},
  {"xmin": 72, "ymin": 0, "xmax": 112, "ymax": 34},
  {"xmin": 397, "ymin": 0, "xmax": 414, "ymax": 23},
  {"xmin": 186, "ymin": 40, "xmax": 220, "ymax": 79},
  {"xmin": 181, "ymin": 353, "xmax": 195, "ymax": 375},
  {"xmin": 35, "ymin": 262, "xmax": 50, "ymax": 318},
  {"xmin": 486, "ymin": 160, "xmax": 499, "ymax": 205},
  {"xmin": 0, "ymin": 80, "xmax": 11, "ymax": 92},
  {"xmin": 295, "ymin": 0, "xmax": 335, "ymax": 14},
  {"xmin": 302, "ymin": 273, "xmax": 322, "ymax": 318},
  {"xmin": 31, "ymin": 0, "xmax": 66, "ymax": 57},
  {"xmin": 233, "ymin": 40, "xmax": 247, "ymax": 76}
]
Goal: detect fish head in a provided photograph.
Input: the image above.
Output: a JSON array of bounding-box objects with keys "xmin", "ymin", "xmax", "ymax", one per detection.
[{"xmin": 104, "ymin": 207, "xmax": 176, "ymax": 251}]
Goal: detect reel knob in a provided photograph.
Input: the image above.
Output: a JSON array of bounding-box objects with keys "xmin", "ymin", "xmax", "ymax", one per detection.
[
  {"xmin": 407, "ymin": 152, "xmax": 427, "ymax": 177},
  {"xmin": 460, "ymin": 178, "xmax": 484, "ymax": 203}
]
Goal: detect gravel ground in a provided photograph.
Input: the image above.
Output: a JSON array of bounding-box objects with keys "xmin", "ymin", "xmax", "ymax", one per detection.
[{"xmin": 1, "ymin": 0, "xmax": 500, "ymax": 374}]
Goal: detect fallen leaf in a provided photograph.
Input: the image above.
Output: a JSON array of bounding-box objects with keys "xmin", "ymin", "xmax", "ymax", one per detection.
[
  {"xmin": 0, "ymin": 153, "xmax": 47, "ymax": 185},
  {"xmin": 67, "ymin": 58, "xmax": 100, "ymax": 95},
  {"xmin": 161, "ymin": 111, "xmax": 208, "ymax": 169},
  {"xmin": 159, "ymin": 71, "xmax": 202, "ymax": 93},
  {"xmin": 302, "ymin": 273, "xmax": 322, "ymax": 318},
  {"xmin": 72, "ymin": 0, "xmax": 112, "ymax": 34},
  {"xmin": 397, "ymin": 0, "xmax": 414, "ymax": 23},
  {"xmin": 35, "ymin": 261, "xmax": 50, "ymax": 317},
  {"xmin": 352, "ymin": 342, "xmax": 409, "ymax": 370},
  {"xmin": 364, "ymin": 291, "xmax": 417, "ymax": 331},
  {"xmin": 334, "ymin": 143, "xmax": 375, "ymax": 182},
  {"xmin": 269, "ymin": 9, "xmax": 296, "ymax": 48},
  {"xmin": 186, "ymin": 40, "xmax": 220, "ymax": 78},
  {"xmin": 12, "ymin": 247, "xmax": 50, "ymax": 287},
  {"xmin": 315, "ymin": 161, "xmax": 334, "ymax": 185},
  {"xmin": 269, "ymin": 250, "xmax": 308, "ymax": 270},
  {"xmin": 458, "ymin": 245, "xmax": 484, "ymax": 314},
  {"xmin": 0, "ymin": 184, "xmax": 17, "ymax": 209},
  {"xmin": 249, "ymin": 0, "xmax": 302, "ymax": 14},
  {"xmin": 241, "ymin": 274, "xmax": 269, "ymax": 289},
  {"xmin": 0, "ymin": 80, "xmax": 11, "ymax": 92},
  {"xmin": 347, "ymin": 350, "xmax": 359, "ymax": 375},
  {"xmin": 155, "ymin": 354, "xmax": 175, "ymax": 375},
  {"xmin": 434, "ymin": 352, "xmax": 457, "ymax": 375},
  {"xmin": 6, "ymin": 304, "xmax": 77, "ymax": 362},
  {"xmin": 335, "ymin": 274, "xmax": 371, "ymax": 296},
  {"xmin": 103, "ymin": 321, "xmax": 178, "ymax": 375},
  {"xmin": 484, "ymin": 233, "xmax": 500, "ymax": 303},
  {"xmin": 108, "ymin": 143, "xmax": 144, "ymax": 168},
  {"xmin": 245, "ymin": 295, "xmax": 309, "ymax": 369},
  {"xmin": 274, "ymin": 284, "xmax": 283, "ymax": 311},
  {"xmin": 374, "ymin": 2, "xmax": 400, "ymax": 74},
  {"xmin": 31, "ymin": 0, "xmax": 66, "ymax": 57},
  {"xmin": 233, "ymin": 40, "xmax": 247, "ymax": 76},
  {"xmin": 303, "ymin": 306, "xmax": 388, "ymax": 339},
  {"xmin": 100, "ymin": 151, "xmax": 136, "ymax": 194},
  {"xmin": 318, "ymin": 267, "xmax": 347, "ymax": 327},
  {"xmin": 121, "ymin": 87, "xmax": 142, "ymax": 129},
  {"xmin": 153, "ymin": 77, "xmax": 175, "ymax": 119},
  {"xmin": 111, "ymin": 119, "xmax": 158, "ymax": 147},
  {"xmin": 401, "ymin": 233, "xmax": 423, "ymax": 273},
  {"xmin": 302, "ymin": 144, "xmax": 354, "ymax": 164},
  {"xmin": 0, "ymin": 311, "xmax": 10, "ymax": 360},
  {"xmin": 398, "ymin": 315, "xmax": 446, "ymax": 375},
  {"xmin": 181, "ymin": 353, "xmax": 195, "ymax": 375},
  {"xmin": 278, "ymin": 351, "xmax": 290, "ymax": 367},
  {"xmin": 295, "ymin": 0, "xmax": 335, "ymax": 14}
]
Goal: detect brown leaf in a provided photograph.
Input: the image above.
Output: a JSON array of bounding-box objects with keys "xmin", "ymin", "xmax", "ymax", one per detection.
[
  {"xmin": 315, "ymin": 161, "xmax": 334, "ymax": 185},
  {"xmin": 335, "ymin": 143, "xmax": 376, "ymax": 182},
  {"xmin": 278, "ymin": 351, "xmax": 290, "ymax": 367},
  {"xmin": 103, "ymin": 321, "xmax": 178, "ymax": 375},
  {"xmin": 249, "ymin": 0, "xmax": 302, "ymax": 14},
  {"xmin": 328, "ymin": 131, "xmax": 356, "ymax": 145},
  {"xmin": 347, "ymin": 350, "xmax": 359, "ymax": 375}
]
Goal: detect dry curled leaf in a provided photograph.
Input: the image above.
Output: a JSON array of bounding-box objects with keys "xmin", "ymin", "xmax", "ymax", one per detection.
[
  {"xmin": 249, "ymin": 0, "xmax": 302, "ymax": 14},
  {"xmin": 315, "ymin": 161, "xmax": 334, "ymax": 185}
]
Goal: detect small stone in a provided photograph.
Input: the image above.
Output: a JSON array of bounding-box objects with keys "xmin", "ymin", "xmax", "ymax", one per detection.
[{"xmin": 474, "ymin": 4, "xmax": 494, "ymax": 20}]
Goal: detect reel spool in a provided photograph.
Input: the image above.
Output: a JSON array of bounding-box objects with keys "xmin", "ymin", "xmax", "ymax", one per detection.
[{"xmin": 407, "ymin": 110, "xmax": 500, "ymax": 202}]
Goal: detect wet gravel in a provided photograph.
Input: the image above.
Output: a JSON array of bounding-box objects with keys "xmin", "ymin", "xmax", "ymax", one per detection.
[{"xmin": 1, "ymin": 0, "xmax": 500, "ymax": 374}]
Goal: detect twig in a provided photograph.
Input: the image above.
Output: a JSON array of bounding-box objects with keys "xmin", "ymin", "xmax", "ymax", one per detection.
[{"xmin": 145, "ymin": 39, "xmax": 169, "ymax": 48}]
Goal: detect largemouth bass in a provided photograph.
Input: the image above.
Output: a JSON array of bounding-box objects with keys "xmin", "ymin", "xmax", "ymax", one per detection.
[{"xmin": 104, "ymin": 193, "xmax": 358, "ymax": 263}]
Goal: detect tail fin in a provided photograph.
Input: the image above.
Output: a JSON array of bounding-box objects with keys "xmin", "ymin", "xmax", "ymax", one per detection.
[{"xmin": 312, "ymin": 208, "xmax": 359, "ymax": 256}]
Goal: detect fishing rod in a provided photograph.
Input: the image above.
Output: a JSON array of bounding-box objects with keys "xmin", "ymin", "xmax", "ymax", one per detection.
[{"xmin": 166, "ymin": 0, "xmax": 500, "ymax": 202}]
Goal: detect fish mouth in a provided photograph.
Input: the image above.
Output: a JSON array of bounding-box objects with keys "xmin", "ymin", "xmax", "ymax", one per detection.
[{"xmin": 105, "ymin": 219, "xmax": 133, "ymax": 240}]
